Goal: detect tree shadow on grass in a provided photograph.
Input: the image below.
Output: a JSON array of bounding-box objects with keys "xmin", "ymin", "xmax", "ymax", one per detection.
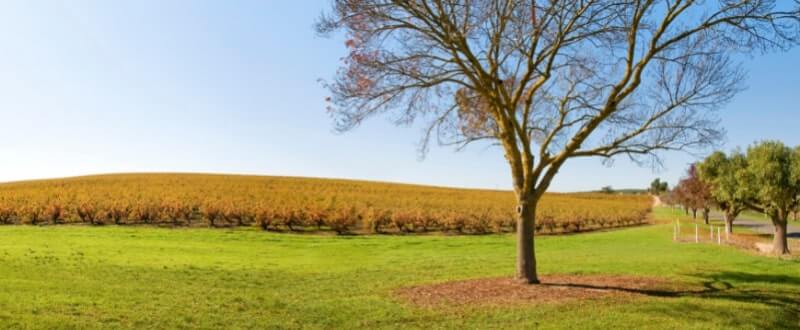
[
  {"xmin": 706, "ymin": 271, "xmax": 800, "ymax": 286},
  {"xmin": 539, "ymin": 277, "xmax": 726, "ymax": 298},
  {"xmin": 542, "ymin": 271, "xmax": 800, "ymax": 328},
  {"xmin": 678, "ymin": 271, "xmax": 800, "ymax": 328},
  {"xmin": 692, "ymin": 272, "xmax": 800, "ymax": 312},
  {"xmin": 749, "ymin": 232, "xmax": 800, "ymax": 240}
]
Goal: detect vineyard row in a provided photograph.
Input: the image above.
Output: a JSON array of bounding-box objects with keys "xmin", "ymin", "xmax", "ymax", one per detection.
[{"xmin": 0, "ymin": 174, "xmax": 653, "ymax": 235}]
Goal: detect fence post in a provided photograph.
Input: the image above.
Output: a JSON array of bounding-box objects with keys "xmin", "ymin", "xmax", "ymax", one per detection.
[
  {"xmin": 673, "ymin": 220, "xmax": 677, "ymax": 241},
  {"xmin": 695, "ymin": 224, "xmax": 698, "ymax": 243},
  {"xmin": 717, "ymin": 227, "xmax": 721, "ymax": 245}
]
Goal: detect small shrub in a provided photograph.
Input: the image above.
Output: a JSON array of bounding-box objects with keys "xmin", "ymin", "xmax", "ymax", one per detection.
[
  {"xmin": 0, "ymin": 206, "xmax": 15, "ymax": 224},
  {"xmin": 327, "ymin": 206, "xmax": 358, "ymax": 235},
  {"xmin": 390, "ymin": 211, "xmax": 415, "ymax": 233},
  {"xmin": 441, "ymin": 211, "xmax": 467, "ymax": 233},
  {"xmin": 362, "ymin": 207, "xmax": 390, "ymax": 233},
  {"xmin": 43, "ymin": 202, "xmax": 64, "ymax": 225}
]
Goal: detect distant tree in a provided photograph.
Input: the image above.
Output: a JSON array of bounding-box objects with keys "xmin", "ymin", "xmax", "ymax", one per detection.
[
  {"xmin": 317, "ymin": 0, "xmax": 800, "ymax": 283},
  {"xmin": 649, "ymin": 179, "xmax": 658, "ymax": 194},
  {"xmin": 671, "ymin": 183, "xmax": 691, "ymax": 215},
  {"xmin": 649, "ymin": 178, "xmax": 668, "ymax": 195},
  {"xmin": 676, "ymin": 165, "xmax": 714, "ymax": 223},
  {"xmin": 742, "ymin": 141, "xmax": 800, "ymax": 254},
  {"xmin": 601, "ymin": 186, "xmax": 614, "ymax": 194},
  {"xmin": 697, "ymin": 151, "xmax": 749, "ymax": 234},
  {"xmin": 660, "ymin": 188, "xmax": 678, "ymax": 208}
]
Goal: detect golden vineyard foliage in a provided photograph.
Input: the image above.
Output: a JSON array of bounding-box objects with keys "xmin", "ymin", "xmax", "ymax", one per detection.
[{"xmin": 0, "ymin": 174, "xmax": 651, "ymax": 234}]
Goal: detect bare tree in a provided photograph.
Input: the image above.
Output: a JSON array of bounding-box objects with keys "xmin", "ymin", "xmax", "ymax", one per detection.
[{"xmin": 317, "ymin": 0, "xmax": 800, "ymax": 283}]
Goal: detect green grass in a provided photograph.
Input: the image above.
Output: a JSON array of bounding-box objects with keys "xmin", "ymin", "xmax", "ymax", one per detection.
[
  {"xmin": 0, "ymin": 209, "xmax": 798, "ymax": 329},
  {"xmin": 740, "ymin": 210, "xmax": 771, "ymax": 221},
  {"xmin": 722, "ymin": 209, "xmax": 798, "ymax": 223}
]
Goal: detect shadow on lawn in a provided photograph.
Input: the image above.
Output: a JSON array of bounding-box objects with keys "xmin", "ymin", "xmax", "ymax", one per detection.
[
  {"xmin": 748, "ymin": 232, "xmax": 800, "ymax": 239},
  {"xmin": 676, "ymin": 271, "xmax": 800, "ymax": 328},
  {"xmin": 694, "ymin": 272, "xmax": 800, "ymax": 311},
  {"xmin": 543, "ymin": 271, "xmax": 800, "ymax": 327}
]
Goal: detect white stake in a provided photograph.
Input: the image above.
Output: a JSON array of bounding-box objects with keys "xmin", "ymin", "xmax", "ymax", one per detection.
[
  {"xmin": 717, "ymin": 227, "xmax": 721, "ymax": 245},
  {"xmin": 710, "ymin": 225, "xmax": 713, "ymax": 241},
  {"xmin": 673, "ymin": 220, "xmax": 677, "ymax": 241},
  {"xmin": 695, "ymin": 224, "xmax": 698, "ymax": 243}
]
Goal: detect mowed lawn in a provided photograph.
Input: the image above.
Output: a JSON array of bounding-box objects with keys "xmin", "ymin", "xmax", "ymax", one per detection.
[{"xmin": 0, "ymin": 208, "xmax": 798, "ymax": 329}]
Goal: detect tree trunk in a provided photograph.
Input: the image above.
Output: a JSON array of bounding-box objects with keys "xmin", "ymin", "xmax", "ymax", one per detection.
[
  {"xmin": 515, "ymin": 198, "xmax": 539, "ymax": 284},
  {"xmin": 772, "ymin": 219, "xmax": 790, "ymax": 255},
  {"xmin": 702, "ymin": 208, "xmax": 710, "ymax": 225},
  {"xmin": 691, "ymin": 209, "xmax": 697, "ymax": 220},
  {"xmin": 683, "ymin": 207, "xmax": 689, "ymax": 215},
  {"xmin": 723, "ymin": 212, "xmax": 734, "ymax": 234}
]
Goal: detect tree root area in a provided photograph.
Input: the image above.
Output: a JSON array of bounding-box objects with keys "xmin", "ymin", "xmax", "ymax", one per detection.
[{"xmin": 396, "ymin": 275, "xmax": 695, "ymax": 307}]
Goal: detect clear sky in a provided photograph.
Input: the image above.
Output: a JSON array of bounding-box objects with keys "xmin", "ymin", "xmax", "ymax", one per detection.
[{"xmin": 0, "ymin": 1, "xmax": 797, "ymax": 192}]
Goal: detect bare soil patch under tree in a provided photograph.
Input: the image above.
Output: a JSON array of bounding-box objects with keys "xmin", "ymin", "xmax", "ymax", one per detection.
[{"xmin": 396, "ymin": 275, "xmax": 701, "ymax": 308}]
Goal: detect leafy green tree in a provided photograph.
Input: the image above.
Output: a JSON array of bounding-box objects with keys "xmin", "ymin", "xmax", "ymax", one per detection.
[
  {"xmin": 649, "ymin": 179, "xmax": 668, "ymax": 195},
  {"xmin": 744, "ymin": 141, "xmax": 800, "ymax": 254},
  {"xmin": 697, "ymin": 151, "xmax": 749, "ymax": 234}
]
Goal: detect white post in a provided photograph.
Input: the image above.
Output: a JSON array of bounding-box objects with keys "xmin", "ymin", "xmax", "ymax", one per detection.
[
  {"xmin": 673, "ymin": 220, "xmax": 677, "ymax": 241},
  {"xmin": 695, "ymin": 224, "xmax": 698, "ymax": 243},
  {"xmin": 717, "ymin": 227, "xmax": 721, "ymax": 245},
  {"xmin": 710, "ymin": 225, "xmax": 713, "ymax": 241}
]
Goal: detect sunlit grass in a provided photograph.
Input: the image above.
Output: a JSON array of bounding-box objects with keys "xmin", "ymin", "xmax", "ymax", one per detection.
[{"xmin": 0, "ymin": 209, "xmax": 797, "ymax": 329}]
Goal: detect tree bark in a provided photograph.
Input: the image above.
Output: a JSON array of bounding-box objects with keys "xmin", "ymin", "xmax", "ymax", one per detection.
[
  {"xmin": 723, "ymin": 212, "xmax": 734, "ymax": 234},
  {"xmin": 702, "ymin": 208, "xmax": 710, "ymax": 225},
  {"xmin": 691, "ymin": 209, "xmax": 697, "ymax": 220},
  {"xmin": 772, "ymin": 219, "xmax": 790, "ymax": 255},
  {"xmin": 516, "ymin": 198, "xmax": 539, "ymax": 284}
]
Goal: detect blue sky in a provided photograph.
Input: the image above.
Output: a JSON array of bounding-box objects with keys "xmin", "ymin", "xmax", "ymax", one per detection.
[{"xmin": 0, "ymin": 1, "xmax": 797, "ymax": 192}]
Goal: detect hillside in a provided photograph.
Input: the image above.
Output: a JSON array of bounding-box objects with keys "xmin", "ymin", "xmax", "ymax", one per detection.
[{"xmin": 0, "ymin": 173, "xmax": 651, "ymax": 234}]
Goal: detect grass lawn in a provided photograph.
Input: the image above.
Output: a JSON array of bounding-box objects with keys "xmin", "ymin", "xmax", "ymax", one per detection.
[
  {"xmin": 740, "ymin": 210, "xmax": 772, "ymax": 221},
  {"xmin": 0, "ymin": 208, "xmax": 798, "ymax": 329},
  {"xmin": 731, "ymin": 210, "xmax": 798, "ymax": 223}
]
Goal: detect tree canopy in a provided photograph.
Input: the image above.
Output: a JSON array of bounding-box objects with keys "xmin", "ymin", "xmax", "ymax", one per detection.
[
  {"xmin": 317, "ymin": 0, "xmax": 800, "ymax": 282},
  {"xmin": 649, "ymin": 178, "xmax": 668, "ymax": 195},
  {"xmin": 745, "ymin": 142, "xmax": 800, "ymax": 214},
  {"xmin": 697, "ymin": 150, "xmax": 749, "ymax": 232},
  {"xmin": 698, "ymin": 141, "xmax": 799, "ymax": 254},
  {"xmin": 675, "ymin": 164, "xmax": 713, "ymax": 220}
]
